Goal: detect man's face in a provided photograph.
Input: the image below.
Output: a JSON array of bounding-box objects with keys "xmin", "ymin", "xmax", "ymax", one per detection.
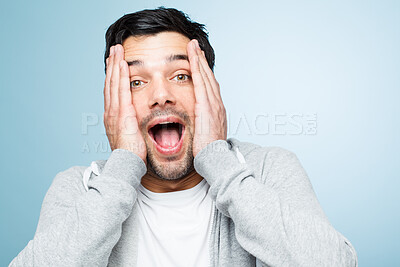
[{"xmin": 122, "ymin": 31, "xmax": 196, "ymax": 180}]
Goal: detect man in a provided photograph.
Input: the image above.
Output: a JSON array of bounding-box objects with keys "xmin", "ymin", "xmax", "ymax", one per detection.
[{"xmin": 10, "ymin": 7, "xmax": 358, "ymax": 267}]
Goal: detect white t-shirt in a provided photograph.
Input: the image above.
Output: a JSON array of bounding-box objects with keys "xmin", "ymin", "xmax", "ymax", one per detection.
[{"xmin": 136, "ymin": 178, "xmax": 215, "ymax": 267}]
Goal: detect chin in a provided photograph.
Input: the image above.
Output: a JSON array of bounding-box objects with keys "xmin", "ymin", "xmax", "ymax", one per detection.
[
  {"xmin": 147, "ymin": 147, "xmax": 194, "ymax": 180},
  {"xmin": 141, "ymin": 108, "xmax": 194, "ymax": 180},
  {"xmin": 146, "ymin": 135, "xmax": 194, "ymax": 180}
]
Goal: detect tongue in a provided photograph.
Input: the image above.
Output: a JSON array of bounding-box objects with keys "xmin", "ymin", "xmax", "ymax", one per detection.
[{"xmin": 154, "ymin": 127, "xmax": 180, "ymax": 148}]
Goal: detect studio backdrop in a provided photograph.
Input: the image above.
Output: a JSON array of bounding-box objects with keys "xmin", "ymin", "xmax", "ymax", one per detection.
[{"xmin": 0, "ymin": 0, "xmax": 399, "ymax": 266}]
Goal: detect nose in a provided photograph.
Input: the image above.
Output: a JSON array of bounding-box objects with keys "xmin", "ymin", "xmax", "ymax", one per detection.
[{"xmin": 148, "ymin": 78, "xmax": 176, "ymax": 109}]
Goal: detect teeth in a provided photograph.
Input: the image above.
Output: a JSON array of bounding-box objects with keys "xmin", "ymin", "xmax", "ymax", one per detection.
[{"xmin": 159, "ymin": 122, "xmax": 172, "ymax": 125}]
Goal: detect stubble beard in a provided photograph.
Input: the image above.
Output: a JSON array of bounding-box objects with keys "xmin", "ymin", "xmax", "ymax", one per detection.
[
  {"xmin": 146, "ymin": 133, "xmax": 194, "ymax": 181},
  {"xmin": 141, "ymin": 108, "xmax": 195, "ymax": 181}
]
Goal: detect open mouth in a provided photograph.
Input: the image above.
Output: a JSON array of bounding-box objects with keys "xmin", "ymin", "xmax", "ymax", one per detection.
[{"xmin": 148, "ymin": 119, "xmax": 185, "ymax": 155}]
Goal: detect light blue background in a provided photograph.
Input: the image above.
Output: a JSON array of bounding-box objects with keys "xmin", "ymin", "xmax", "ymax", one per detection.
[{"xmin": 1, "ymin": 0, "xmax": 399, "ymax": 266}]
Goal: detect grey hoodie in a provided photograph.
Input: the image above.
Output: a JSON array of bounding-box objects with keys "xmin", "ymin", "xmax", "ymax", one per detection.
[{"xmin": 9, "ymin": 138, "xmax": 358, "ymax": 267}]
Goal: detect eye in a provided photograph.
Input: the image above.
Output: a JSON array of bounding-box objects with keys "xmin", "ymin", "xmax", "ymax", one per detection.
[
  {"xmin": 172, "ymin": 74, "xmax": 191, "ymax": 83},
  {"xmin": 130, "ymin": 80, "xmax": 144, "ymax": 88}
]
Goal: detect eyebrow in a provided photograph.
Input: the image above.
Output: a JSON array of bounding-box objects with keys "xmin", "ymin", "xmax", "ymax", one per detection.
[{"xmin": 126, "ymin": 54, "xmax": 189, "ymax": 67}]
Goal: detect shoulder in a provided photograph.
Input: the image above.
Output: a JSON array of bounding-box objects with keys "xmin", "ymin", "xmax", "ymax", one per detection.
[
  {"xmin": 228, "ymin": 137, "xmax": 297, "ymax": 163},
  {"xmin": 228, "ymin": 138, "xmax": 305, "ymax": 184},
  {"xmin": 43, "ymin": 165, "xmax": 88, "ymax": 203},
  {"xmin": 52, "ymin": 165, "xmax": 87, "ymax": 187},
  {"xmin": 44, "ymin": 159, "xmax": 107, "ymax": 207},
  {"xmin": 49, "ymin": 158, "xmax": 107, "ymax": 192}
]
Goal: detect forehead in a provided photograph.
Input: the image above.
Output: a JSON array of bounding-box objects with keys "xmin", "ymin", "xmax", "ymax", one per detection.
[{"xmin": 122, "ymin": 32, "xmax": 190, "ymax": 63}]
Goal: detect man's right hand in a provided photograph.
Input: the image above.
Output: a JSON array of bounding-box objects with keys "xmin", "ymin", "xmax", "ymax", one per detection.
[{"xmin": 104, "ymin": 44, "xmax": 147, "ymax": 163}]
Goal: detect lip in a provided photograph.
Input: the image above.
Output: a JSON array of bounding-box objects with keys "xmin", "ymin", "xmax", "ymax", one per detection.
[
  {"xmin": 147, "ymin": 116, "xmax": 185, "ymax": 132},
  {"xmin": 147, "ymin": 116, "xmax": 186, "ymax": 156}
]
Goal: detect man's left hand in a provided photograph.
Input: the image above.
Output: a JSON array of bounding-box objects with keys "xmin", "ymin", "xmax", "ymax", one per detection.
[{"xmin": 187, "ymin": 39, "xmax": 227, "ymax": 157}]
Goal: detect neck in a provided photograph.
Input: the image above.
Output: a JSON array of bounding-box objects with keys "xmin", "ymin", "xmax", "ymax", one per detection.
[{"xmin": 140, "ymin": 169, "xmax": 204, "ymax": 193}]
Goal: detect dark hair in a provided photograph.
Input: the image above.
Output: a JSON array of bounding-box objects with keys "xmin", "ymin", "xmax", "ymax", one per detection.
[{"xmin": 104, "ymin": 7, "xmax": 215, "ymax": 73}]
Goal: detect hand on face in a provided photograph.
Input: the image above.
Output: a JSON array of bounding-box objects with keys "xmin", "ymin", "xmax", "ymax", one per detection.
[
  {"xmin": 103, "ymin": 38, "xmax": 226, "ymax": 163},
  {"xmin": 187, "ymin": 39, "xmax": 227, "ymax": 157},
  {"xmin": 103, "ymin": 44, "xmax": 147, "ymax": 162}
]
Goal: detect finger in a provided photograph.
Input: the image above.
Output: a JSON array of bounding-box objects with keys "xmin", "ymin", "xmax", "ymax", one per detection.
[
  {"xmin": 197, "ymin": 51, "xmax": 218, "ymax": 108},
  {"xmin": 119, "ymin": 59, "xmax": 135, "ymax": 114},
  {"xmin": 110, "ymin": 45, "xmax": 123, "ymax": 113},
  {"xmin": 193, "ymin": 46, "xmax": 219, "ymax": 115},
  {"xmin": 187, "ymin": 40, "xmax": 209, "ymax": 105},
  {"xmin": 104, "ymin": 46, "xmax": 115, "ymax": 112},
  {"xmin": 197, "ymin": 45, "xmax": 226, "ymax": 133},
  {"xmin": 198, "ymin": 48, "xmax": 223, "ymax": 103}
]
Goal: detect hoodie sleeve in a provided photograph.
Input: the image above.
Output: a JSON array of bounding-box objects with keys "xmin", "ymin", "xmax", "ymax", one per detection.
[
  {"xmin": 194, "ymin": 140, "xmax": 358, "ymax": 267},
  {"xmin": 9, "ymin": 149, "xmax": 146, "ymax": 267}
]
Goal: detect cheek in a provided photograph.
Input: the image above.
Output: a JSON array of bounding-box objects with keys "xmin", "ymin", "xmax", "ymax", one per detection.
[
  {"xmin": 178, "ymin": 90, "xmax": 196, "ymax": 126},
  {"xmin": 178, "ymin": 90, "xmax": 195, "ymax": 112},
  {"xmin": 131, "ymin": 91, "xmax": 148, "ymax": 120}
]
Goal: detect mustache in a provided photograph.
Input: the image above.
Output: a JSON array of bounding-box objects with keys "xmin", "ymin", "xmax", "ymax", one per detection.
[{"xmin": 139, "ymin": 107, "xmax": 192, "ymax": 131}]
